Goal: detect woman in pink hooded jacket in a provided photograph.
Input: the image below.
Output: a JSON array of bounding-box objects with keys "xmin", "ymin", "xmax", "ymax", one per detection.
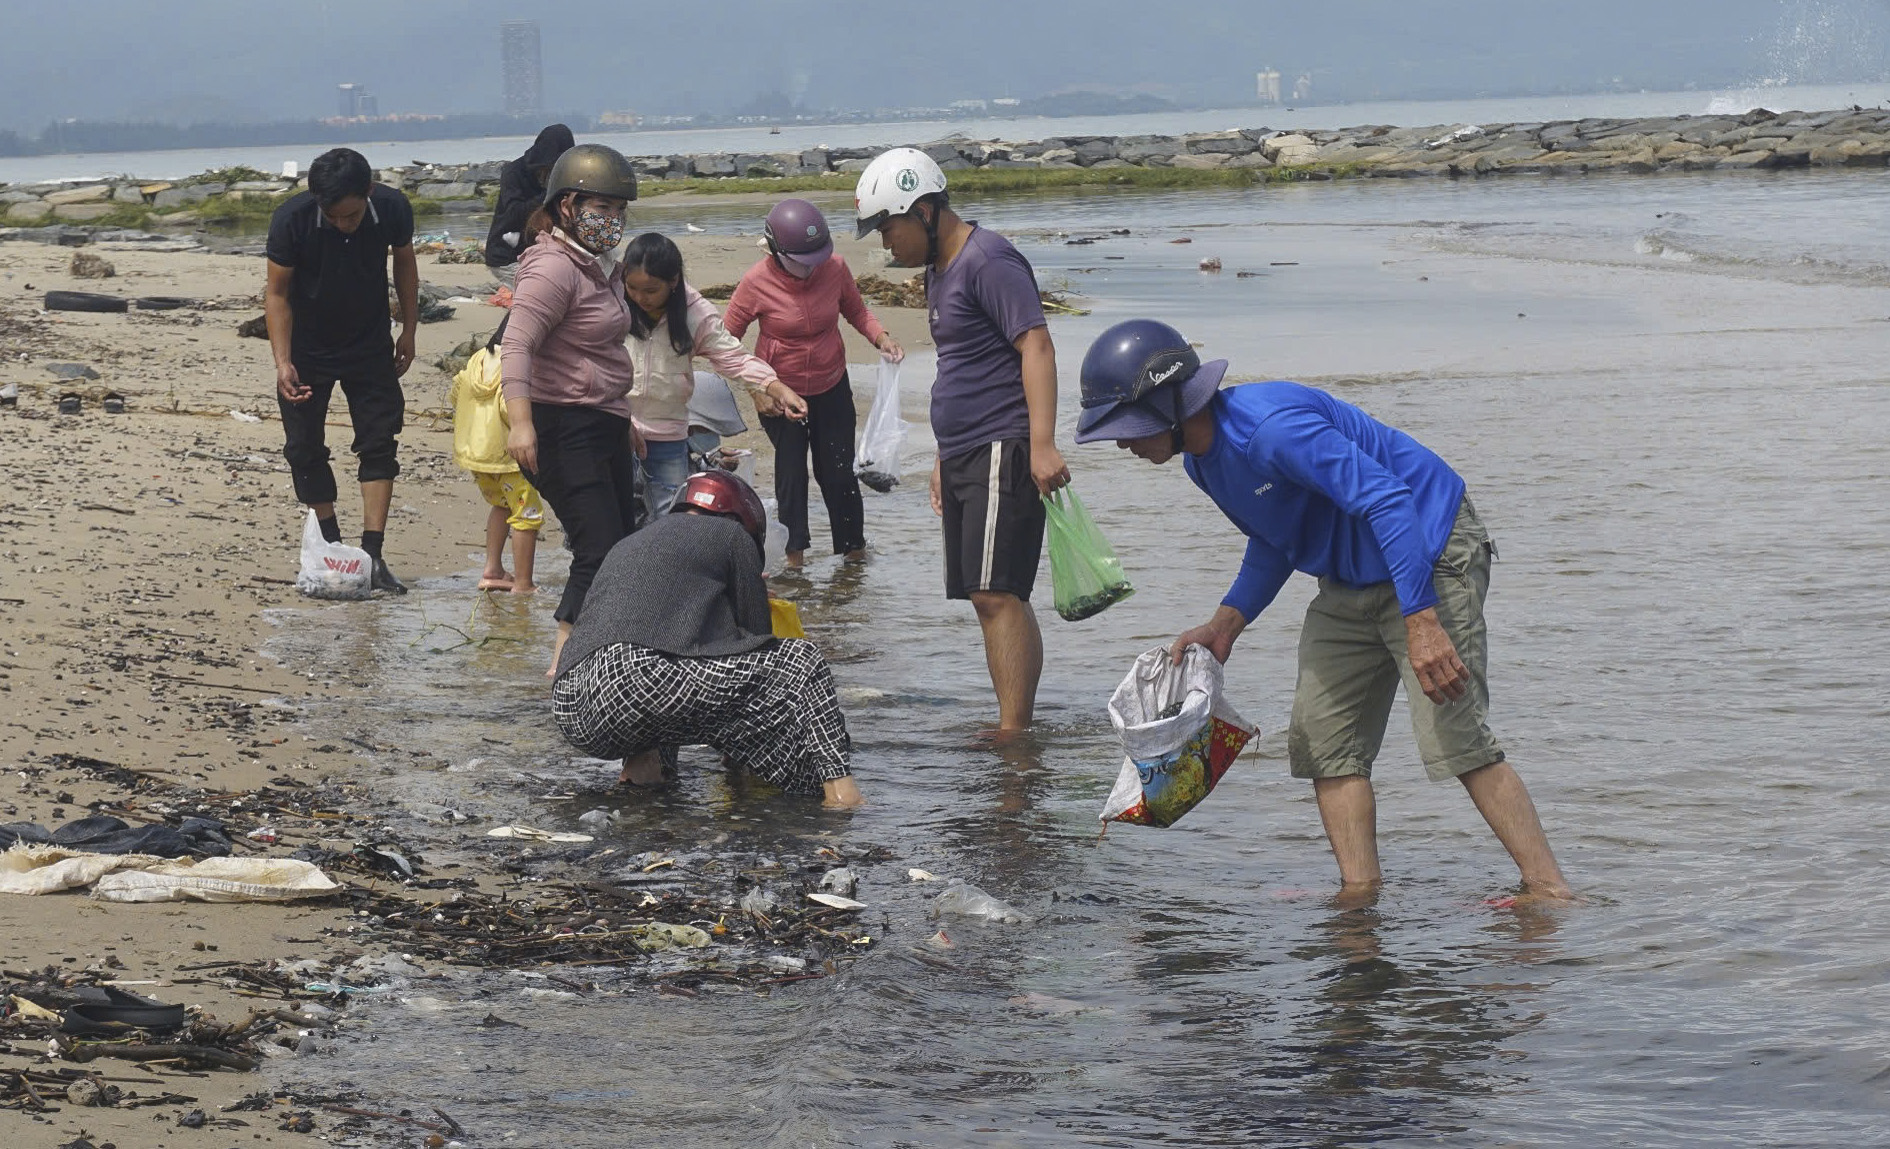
[{"xmin": 498, "ymin": 144, "xmax": 641, "ymax": 673}]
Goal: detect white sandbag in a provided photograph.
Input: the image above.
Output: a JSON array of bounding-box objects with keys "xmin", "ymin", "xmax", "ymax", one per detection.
[
  {"xmin": 295, "ymin": 509, "xmax": 372, "ymax": 600},
  {"xmin": 1100, "ymin": 645, "xmax": 1257, "ymax": 828},
  {"xmin": 0, "ymin": 845, "xmax": 163, "ymax": 895},
  {"xmin": 92, "ymin": 856, "xmax": 340, "ymax": 903}
]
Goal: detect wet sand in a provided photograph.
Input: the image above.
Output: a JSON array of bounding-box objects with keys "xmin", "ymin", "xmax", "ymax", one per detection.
[{"xmin": 0, "ymin": 235, "xmax": 929, "ymax": 1145}]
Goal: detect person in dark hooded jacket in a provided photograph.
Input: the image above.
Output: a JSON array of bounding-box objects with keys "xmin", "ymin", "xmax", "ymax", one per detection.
[{"xmin": 485, "ymin": 124, "xmax": 576, "ymax": 283}]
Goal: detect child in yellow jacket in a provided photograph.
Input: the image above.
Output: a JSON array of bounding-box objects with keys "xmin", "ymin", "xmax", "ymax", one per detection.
[{"xmin": 452, "ymin": 341, "xmax": 542, "ymax": 592}]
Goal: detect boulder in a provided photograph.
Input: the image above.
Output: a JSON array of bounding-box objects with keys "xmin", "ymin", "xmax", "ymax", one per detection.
[
  {"xmin": 1226, "ymin": 152, "xmax": 1275, "ymax": 169},
  {"xmin": 1262, "ymin": 133, "xmax": 1317, "ymax": 164},
  {"xmin": 1182, "ymin": 132, "xmax": 1253, "ymax": 155},
  {"xmin": 834, "ymin": 157, "xmax": 873, "ymax": 173},
  {"xmin": 187, "ymin": 183, "xmax": 227, "ymax": 202},
  {"xmin": 1073, "ymin": 139, "xmax": 1118, "ymax": 165},
  {"xmin": 799, "ymin": 149, "xmax": 829, "ymax": 170},
  {"xmin": 1116, "ymin": 137, "xmax": 1181, "ymax": 163},
  {"xmin": 982, "ymin": 158, "xmax": 1042, "ymax": 169},
  {"xmin": 152, "ymin": 187, "xmax": 191, "ymax": 209},
  {"xmin": 698, "ymin": 155, "xmax": 737, "ymax": 176},
  {"xmin": 1169, "ymin": 153, "xmax": 1229, "ymax": 170},
  {"xmin": 417, "ymin": 182, "xmax": 476, "ymax": 199},
  {"xmin": 1037, "ymin": 147, "xmax": 1078, "ymax": 165},
  {"xmin": 154, "ymin": 211, "xmax": 200, "ymax": 226},
  {"xmin": 0, "ymin": 190, "xmax": 40, "ymax": 203},
  {"xmin": 53, "ymin": 203, "xmax": 116, "ymax": 221},
  {"xmin": 1716, "ymin": 150, "xmax": 1772, "ymax": 169},
  {"xmin": 921, "ymin": 142, "xmax": 963, "ymax": 164},
  {"xmin": 232, "ymin": 180, "xmax": 289, "ymax": 192},
  {"xmin": 464, "ymin": 162, "xmax": 505, "ymax": 182},
  {"xmin": 666, "ymin": 155, "xmax": 695, "ymax": 178},
  {"xmin": 741, "ymin": 158, "xmax": 786, "ymax": 177},
  {"xmin": 5, "ymin": 201, "xmax": 51, "ymax": 223},
  {"xmin": 938, "ymin": 156, "xmax": 972, "ymax": 171},
  {"xmin": 44, "ymin": 184, "xmax": 112, "ymax": 206},
  {"xmin": 1089, "ymin": 158, "xmax": 1136, "ymax": 168},
  {"xmin": 960, "ymin": 142, "xmax": 1008, "ymax": 164},
  {"xmin": 112, "ymin": 184, "xmax": 144, "ymax": 204}
]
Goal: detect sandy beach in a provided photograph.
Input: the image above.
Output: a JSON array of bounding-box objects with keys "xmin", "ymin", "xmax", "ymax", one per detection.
[{"xmin": 0, "ymin": 233, "xmax": 930, "ymax": 1145}]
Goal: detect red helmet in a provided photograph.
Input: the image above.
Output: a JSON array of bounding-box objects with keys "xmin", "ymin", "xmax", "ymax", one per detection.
[{"xmin": 673, "ymin": 469, "xmax": 767, "ymax": 540}]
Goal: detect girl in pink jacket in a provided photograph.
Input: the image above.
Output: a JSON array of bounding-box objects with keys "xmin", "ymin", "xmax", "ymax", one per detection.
[
  {"xmin": 621, "ymin": 232, "xmax": 807, "ymax": 520},
  {"xmin": 725, "ymin": 199, "xmax": 903, "ymax": 566}
]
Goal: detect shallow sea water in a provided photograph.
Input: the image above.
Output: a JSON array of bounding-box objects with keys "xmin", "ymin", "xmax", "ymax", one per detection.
[{"xmin": 265, "ymin": 169, "xmax": 1890, "ymax": 1146}]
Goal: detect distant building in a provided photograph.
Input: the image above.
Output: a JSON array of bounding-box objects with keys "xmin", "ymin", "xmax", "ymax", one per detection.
[
  {"xmin": 950, "ymin": 98, "xmax": 989, "ymax": 112},
  {"xmin": 1256, "ymin": 70, "xmax": 1282, "ymax": 105},
  {"xmin": 501, "ymin": 21, "xmax": 544, "ymax": 116},
  {"xmin": 358, "ymin": 94, "xmax": 378, "ymax": 118},
  {"xmin": 337, "ymin": 83, "xmax": 364, "ymax": 118},
  {"xmin": 1293, "ymin": 73, "xmax": 1313, "ymax": 102},
  {"xmin": 597, "ymin": 110, "xmax": 641, "ymax": 128},
  {"xmin": 992, "ymin": 97, "xmax": 1021, "ymax": 108}
]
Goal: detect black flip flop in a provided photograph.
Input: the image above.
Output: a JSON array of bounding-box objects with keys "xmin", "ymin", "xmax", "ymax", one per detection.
[
  {"xmin": 102, "ymin": 391, "xmax": 126, "ymax": 414},
  {"xmin": 58, "ymin": 985, "xmax": 187, "ymax": 1034},
  {"xmin": 56, "ymin": 392, "xmax": 82, "ymax": 415}
]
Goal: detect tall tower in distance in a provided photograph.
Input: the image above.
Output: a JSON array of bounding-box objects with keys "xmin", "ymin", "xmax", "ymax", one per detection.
[{"xmin": 501, "ymin": 21, "xmax": 544, "ymax": 117}]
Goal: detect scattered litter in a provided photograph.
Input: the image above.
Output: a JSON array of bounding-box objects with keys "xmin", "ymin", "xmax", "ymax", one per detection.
[
  {"xmin": 295, "ymin": 510, "xmax": 372, "ymax": 600},
  {"xmin": 1198, "ymin": 257, "xmax": 1222, "ymax": 272},
  {"xmin": 931, "ymin": 880, "xmax": 1031, "ymax": 924},
  {"xmin": 485, "ymin": 824, "xmax": 593, "ymax": 843},
  {"xmin": 818, "ymin": 867, "xmax": 858, "ymax": 898},
  {"xmin": 92, "ymin": 856, "xmax": 340, "ymax": 903},
  {"xmin": 807, "ymin": 892, "xmax": 866, "ymax": 911},
  {"xmin": 229, "ymin": 410, "xmax": 262, "ymax": 423},
  {"xmin": 907, "ymin": 868, "xmax": 938, "ymax": 882},
  {"xmin": 627, "ymin": 922, "xmax": 711, "ymax": 950}
]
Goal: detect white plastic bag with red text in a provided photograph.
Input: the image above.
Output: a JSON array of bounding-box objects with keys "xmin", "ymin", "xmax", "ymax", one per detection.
[
  {"xmin": 295, "ymin": 510, "xmax": 372, "ymax": 600},
  {"xmin": 1100, "ymin": 645, "xmax": 1257, "ymax": 828}
]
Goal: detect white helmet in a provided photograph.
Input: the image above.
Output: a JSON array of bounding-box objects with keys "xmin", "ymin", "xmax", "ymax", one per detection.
[{"xmin": 853, "ymin": 147, "xmax": 948, "ymax": 238}]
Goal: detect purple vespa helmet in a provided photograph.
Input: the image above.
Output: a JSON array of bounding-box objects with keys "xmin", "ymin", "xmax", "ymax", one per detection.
[{"xmin": 764, "ymin": 198, "xmax": 833, "ymax": 277}]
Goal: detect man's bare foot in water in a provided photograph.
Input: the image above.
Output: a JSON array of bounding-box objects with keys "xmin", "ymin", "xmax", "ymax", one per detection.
[
  {"xmin": 478, "ymin": 571, "xmax": 515, "ymax": 591},
  {"xmin": 619, "ymin": 750, "xmax": 666, "ymax": 787},
  {"xmin": 821, "ymin": 777, "xmax": 863, "ymax": 808},
  {"xmin": 510, "ymin": 582, "xmax": 537, "ymax": 595}
]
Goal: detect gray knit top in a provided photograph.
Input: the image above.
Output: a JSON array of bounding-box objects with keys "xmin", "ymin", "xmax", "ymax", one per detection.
[{"xmin": 554, "ymin": 512, "xmax": 774, "ymax": 680}]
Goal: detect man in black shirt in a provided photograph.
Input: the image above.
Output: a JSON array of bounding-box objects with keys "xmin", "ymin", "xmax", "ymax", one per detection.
[
  {"xmin": 265, "ymin": 147, "xmax": 419, "ymax": 593},
  {"xmin": 484, "ymin": 123, "xmax": 574, "ymax": 285}
]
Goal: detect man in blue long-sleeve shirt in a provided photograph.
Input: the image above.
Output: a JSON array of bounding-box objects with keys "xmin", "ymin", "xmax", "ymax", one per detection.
[{"xmin": 1075, "ymin": 320, "xmax": 1572, "ymax": 901}]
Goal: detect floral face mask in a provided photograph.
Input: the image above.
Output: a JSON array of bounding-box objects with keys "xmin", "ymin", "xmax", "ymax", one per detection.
[{"xmin": 573, "ymin": 209, "xmax": 625, "ymax": 254}]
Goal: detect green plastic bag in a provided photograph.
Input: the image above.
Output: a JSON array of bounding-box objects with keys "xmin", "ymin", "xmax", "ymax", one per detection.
[{"xmin": 1044, "ymin": 487, "xmax": 1135, "ymax": 622}]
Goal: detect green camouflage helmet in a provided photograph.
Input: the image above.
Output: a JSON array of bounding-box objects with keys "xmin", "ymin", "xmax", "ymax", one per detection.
[{"xmin": 542, "ymin": 143, "xmax": 638, "ymax": 206}]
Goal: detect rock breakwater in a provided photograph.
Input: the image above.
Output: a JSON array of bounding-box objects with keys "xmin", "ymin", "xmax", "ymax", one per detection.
[{"xmin": 3, "ymin": 107, "xmax": 1885, "ymax": 236}]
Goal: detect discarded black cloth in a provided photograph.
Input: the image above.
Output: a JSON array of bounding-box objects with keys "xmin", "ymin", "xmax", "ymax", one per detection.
[{"xmin": 5, "ymin": 815, "xmax": 238, "ymax": 858}]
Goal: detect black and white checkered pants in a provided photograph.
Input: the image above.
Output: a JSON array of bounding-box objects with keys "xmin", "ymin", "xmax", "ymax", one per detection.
[{"xmin": 552, "ymin": 640, "xmax": 852, "ymax": 794}]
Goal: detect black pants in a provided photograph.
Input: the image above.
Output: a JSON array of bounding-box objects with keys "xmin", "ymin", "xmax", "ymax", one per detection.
[
  {"xmin": 760, "ymin": 373, "xmax": 865, "ymax": 555},
  {"xmin": 521, "ymin": 403, "xmax": 641, "ymax": 624},
  {"xmin": 278, "ymin": 356, "xmax": 404, "ymax": 506}
]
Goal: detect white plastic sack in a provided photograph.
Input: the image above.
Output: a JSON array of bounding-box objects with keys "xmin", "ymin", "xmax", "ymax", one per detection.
[
  {"xmin": 760, "ymin": 496, "xmax": 790, "ymax": 576},
  {"xmin": 92, "ymin": 856, "xmax": 340, "ymax": 903},
  {"xmin": 1100, "ymin": 645, "xmax": 1257, "ymax": 828},
  {"xmin": 855, "ymin": 359, "xmax": 908, "ymax": 493},
  {"xmin": 0, "ymin": 845, "xmax": 164, "ymax": 895},
  {"xmin": 295, "ymin": 510, "xmax": 372, "ymax": 600}
]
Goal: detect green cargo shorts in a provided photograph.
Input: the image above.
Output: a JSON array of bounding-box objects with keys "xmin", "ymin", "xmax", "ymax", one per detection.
[{"xmin": 1286, "ymin": 496, "xmax": 1505, "ymax": 783}]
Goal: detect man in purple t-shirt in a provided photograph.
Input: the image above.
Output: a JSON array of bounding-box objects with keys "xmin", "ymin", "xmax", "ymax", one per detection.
[{"xmin": 855, "ymin": 148, "xmax": 1071, "ymax": 730}]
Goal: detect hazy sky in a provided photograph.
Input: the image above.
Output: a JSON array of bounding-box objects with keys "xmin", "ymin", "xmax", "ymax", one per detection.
[{"xmin": 2, "ymin": 0, "xmax": 1885, "ymax": 131}]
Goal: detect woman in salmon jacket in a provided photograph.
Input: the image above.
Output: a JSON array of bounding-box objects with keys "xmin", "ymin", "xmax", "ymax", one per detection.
[
  {"xmin": 499, "ymin": 144, "xmax": 642, "ymax": 673},
  {"xmin": 621, "ymin": 231, "xmax": 807, "ymax": 519},
  {"xmin": 724, "ymin": 199, "xmax": 903, "ymax": 567}
]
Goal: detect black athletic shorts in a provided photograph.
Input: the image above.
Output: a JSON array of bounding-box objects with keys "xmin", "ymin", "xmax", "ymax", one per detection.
[{"xmin": 940, "ymin": 438, "xmax": 1045, "ymax": 602}]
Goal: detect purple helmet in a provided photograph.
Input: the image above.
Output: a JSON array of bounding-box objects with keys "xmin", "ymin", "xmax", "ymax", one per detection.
[{"xmin": 764, "ymin": 198, "xmax": 833, "ymax": 276}]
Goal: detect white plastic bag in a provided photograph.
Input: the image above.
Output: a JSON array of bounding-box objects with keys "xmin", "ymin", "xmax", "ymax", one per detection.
[
  {"xmin": 295, "ymin": 510, "xmax": 372, "ymax": 600},
  {"xmin": 1100, "ymin": 645, "xmax": 1257, "ymax": 828},
  {"xmin": 855, "ymin": 359, "xmax": 908, "ymax": 493},
  {"xmin": 760, "ymin": 496, "xmax": 790, "ymax": 576}
]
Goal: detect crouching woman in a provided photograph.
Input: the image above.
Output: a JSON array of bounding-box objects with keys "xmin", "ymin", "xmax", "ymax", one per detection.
[{"xmin": 550, "ymin": 470, "xmax": 863, "ymax": 807}]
